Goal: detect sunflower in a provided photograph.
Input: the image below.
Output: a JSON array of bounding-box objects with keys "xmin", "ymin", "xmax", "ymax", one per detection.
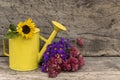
[{"xmin": 17, "ymin": 18, "xmax": 36, "ymax": 39}]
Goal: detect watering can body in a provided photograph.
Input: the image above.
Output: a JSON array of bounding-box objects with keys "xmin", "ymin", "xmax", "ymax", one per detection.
[{"xmin": 8, "ymin": 29, "xmax": 40, "ymax": 71}]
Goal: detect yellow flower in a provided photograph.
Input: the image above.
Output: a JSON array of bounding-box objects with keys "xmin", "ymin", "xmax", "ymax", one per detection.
[{"xmin": 17, "ymin": 18, "xmax": 36, "ymax": 39}]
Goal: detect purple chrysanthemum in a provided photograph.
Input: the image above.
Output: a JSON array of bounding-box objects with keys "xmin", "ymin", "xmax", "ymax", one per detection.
[{"xmin": 41, "ymin": 38, "xmax": 84, "ymax": 78}]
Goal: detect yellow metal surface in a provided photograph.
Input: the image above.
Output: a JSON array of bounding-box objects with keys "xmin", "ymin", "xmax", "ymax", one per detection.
[{"xmin": 9, "ymin": 28, "xmax": 40, "ymax": 71}]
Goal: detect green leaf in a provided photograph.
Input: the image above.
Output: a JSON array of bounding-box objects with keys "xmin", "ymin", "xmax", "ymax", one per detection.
[
  {"xmin": 9, "ymin": 24, "xmax": 17, "ymax": 31},
  {"xmin": 4, "ymin": 32, "xmax": 18, "ymax": 39}
]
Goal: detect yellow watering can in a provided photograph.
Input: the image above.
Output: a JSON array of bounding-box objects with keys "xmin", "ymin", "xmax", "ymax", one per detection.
[{"xmin": 3, "ymin": 21, "xmax": 67, "ymax": 71}]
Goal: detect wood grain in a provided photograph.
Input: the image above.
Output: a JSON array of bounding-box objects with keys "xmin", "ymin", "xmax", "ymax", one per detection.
[
  {"xmin": 0, "ymin": 57, "xmax": 120, "ymax": 80},
  {"xmin": 0, "ymin": 0, "xmax": 120, "ymax": 56}
]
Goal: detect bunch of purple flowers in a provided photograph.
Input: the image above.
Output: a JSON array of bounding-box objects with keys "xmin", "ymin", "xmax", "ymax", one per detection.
[{"xmin": 41, "ymin": 38, "xmax": 84, "ymax": 78}]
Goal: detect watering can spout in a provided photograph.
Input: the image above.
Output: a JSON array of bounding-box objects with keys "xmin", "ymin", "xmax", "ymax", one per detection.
[{"xmin": 38, "ymin": 21, "xmax": 67, "ymax": 62}]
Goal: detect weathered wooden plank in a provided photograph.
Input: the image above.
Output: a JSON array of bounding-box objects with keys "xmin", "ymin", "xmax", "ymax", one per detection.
[
  {"xmin": 0, "ymin": 0, "xmax": 120, "ymax": 56},
  {"xmin": 0, "ymin": 57, "xmax": 120, "ymax": 80}
]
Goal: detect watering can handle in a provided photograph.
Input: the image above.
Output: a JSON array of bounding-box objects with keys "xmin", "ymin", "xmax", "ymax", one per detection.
[{"xmin": 2, "ymin": 39, "xmax": 9, "ymax": 56}]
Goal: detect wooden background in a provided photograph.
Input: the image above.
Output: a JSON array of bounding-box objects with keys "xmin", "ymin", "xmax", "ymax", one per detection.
[{"xmin": 0, "ymin": 0, "xmax": 120, "ymax": 56}]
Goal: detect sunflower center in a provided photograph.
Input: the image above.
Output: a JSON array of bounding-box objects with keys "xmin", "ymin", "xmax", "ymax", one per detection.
[{"xmin": 22, "ymin": 25, "xmax": 30, "ymax": 34}]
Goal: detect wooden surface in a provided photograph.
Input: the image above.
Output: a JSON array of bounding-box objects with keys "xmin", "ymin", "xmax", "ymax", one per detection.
[{"xmin": 0, "ymin": 57, "xmax": 120, "ymax": 80}]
